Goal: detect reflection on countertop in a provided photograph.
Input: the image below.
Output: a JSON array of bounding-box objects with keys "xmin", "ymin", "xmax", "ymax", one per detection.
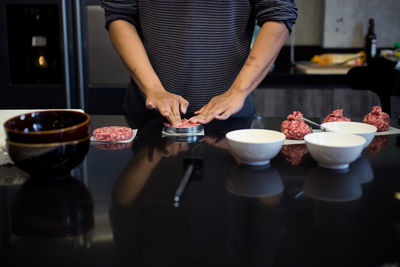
[
  {"xmin": 11, "ymin": 175, "xmax": 94, "ymax": 239},
  {"xmin": 227, "ymin": 164, "xmax": 283, "ymax": 206},
  {"xmin": 0, "ymin": 115, "xmax": 399, "ymax": 267}
]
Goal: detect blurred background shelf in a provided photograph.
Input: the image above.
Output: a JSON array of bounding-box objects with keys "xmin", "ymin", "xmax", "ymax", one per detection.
[{"xmin": 295, "ymin": 64, "xmax": 353, "ymax": 75}]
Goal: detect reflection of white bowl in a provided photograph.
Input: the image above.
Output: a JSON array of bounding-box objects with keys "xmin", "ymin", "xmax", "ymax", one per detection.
[
  {"xmin": 321, "ymin": 121, "xmax": 377, "ymax": 148},
  {"xmin": 304, "ymin": 132, "xmax": 366, "ymax": 170},
  {"xmin": 226, "ymin": 129, "xmax": 285, "ymax": 166},
  {"xmin": 304, "ymin": 167, "xmax": 362, "ymax": 202},
  {"xmin": 226, "ymin": 165, "xmax": 283, "ymax": 198},
  {"xmin": 350, "ymin": 156, "xmax": 374, "ymax": 184}
]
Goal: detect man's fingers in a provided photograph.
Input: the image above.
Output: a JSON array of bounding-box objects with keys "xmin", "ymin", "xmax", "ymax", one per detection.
[
  {"xmin": 189, "ymin": 114, "xmax": 205, "ymax": 124},
  {"xmin": 170, "ymin": 99, "xmax": 182, "ymax": 126},
  {"xmin": 192, "ymin": 105, "xmax": 231, "ymax": 124},
  {"xmin": 179, "ymin": 97, "xmax": 189, "ymax": 114},
  {"xmin": 193, "ymin": 104, "xmax": 207, "ymax": 115},
  {"xmin": 158, "ymin": 102, "xmax": 172, "ymax": 118},
  {"xmin": 215, "ymin": 111, "xmax": 231, "ymax": 120},
  {"xmin": 167, "ymin": 114, "xmax": 181, "ymax": 127},
  {"xmin": 146, "ymin": 100, "xmax": 155, "ymax": 110}
]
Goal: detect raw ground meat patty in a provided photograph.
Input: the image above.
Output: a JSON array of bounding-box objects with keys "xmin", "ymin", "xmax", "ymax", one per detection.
[
  {"xmin": 281, "ymin": 111, "xmax": 312, "ymax": 140},
  {"xmin": 92, "ymin": 126, "xmax": 133, "ymax": 142},
  {"xmin": 322, "ymin": 109, "xmax": 351, "ymax": 123},
  {"xmin": 164, "ymin": 119, "xmax": 201, "ymax": 128},
  {"xmin": 363, "ymin": 106, "xmax": 390, "ymax": 132}
]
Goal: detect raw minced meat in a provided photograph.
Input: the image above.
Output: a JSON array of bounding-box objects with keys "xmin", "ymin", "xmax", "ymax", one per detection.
[
  {"xmin": 164, "ymin": 119, "xmax": 201, "ymax": 128},
  {"xmin": 92, "ymin": 126, "xmax": 134, "ymax": 142},
  {"xmin": 322, "ymin": 109, "xmax": 351, "ymax": 123},
  {"xmin": 363, "ymin": 106, "xmax": 390, "ymax": 132},
  {"xmin": 281, "ymin": 111, "xmax": 312, "ymax": 140}
]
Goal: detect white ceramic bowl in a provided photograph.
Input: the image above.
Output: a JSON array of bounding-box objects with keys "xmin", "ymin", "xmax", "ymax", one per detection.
[
  {"xmin": 321, "ymin": 121, "xmax": 377, "ymax": 148},
  {"xmin": 304, "ymin": 132, "xmax": 366, "ymax": 169},
  {"xmin": 226, "ymin": 129, "xmax": 285, "ymax": 166}
]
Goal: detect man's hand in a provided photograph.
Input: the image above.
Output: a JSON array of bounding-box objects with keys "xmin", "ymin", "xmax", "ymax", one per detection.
[
  {"xmin": 108, "ymin": 20, "xmax": 189, "ymax": 127},
  {"xmin": 145, "ymin": 89, "xmax": 189, "ymax": 126},
  {"xmin": 190, "ymin": 21, "xmax": 289, "ymax": 125},
  {"xmin": 189, "ymin": 89, "xmax": 246, "ymax": 124}
]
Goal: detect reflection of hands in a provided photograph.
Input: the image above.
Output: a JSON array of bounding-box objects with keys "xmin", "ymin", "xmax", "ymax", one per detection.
[
  {"xmin": 189, "ymin": 89, "xmax": 246, "ymax": 124},
  {"xmin": 258, "ymin": 192, "xmax": 283, "ymax": 207},
  {"xmin": 154, "ymin": 141, "xmax": 190, "ymax": 158},
  {"xmin": 200, "ymin": 136, "xmax": 230, "ymax": 151},
  {"xmin": 145, "ymin": 89, "xmax": 189, "ymax": 126},
  {"xmin": 115, "ymin": 142, "xmax": 188, "ymax": 206},
  {"xmin": 200, "ymin": 135, "xmax": 241, "ymax": 164}
]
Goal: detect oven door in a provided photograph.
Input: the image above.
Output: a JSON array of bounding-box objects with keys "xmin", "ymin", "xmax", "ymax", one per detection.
[{"xmin": 0, "ymin": 0, "xmax": 79, "ymax": 109}]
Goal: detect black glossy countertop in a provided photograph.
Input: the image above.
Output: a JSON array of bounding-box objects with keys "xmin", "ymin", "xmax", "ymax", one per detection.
[{"xmin": 1, "ymin": 114, "xmax": 400, "ymax": 267}]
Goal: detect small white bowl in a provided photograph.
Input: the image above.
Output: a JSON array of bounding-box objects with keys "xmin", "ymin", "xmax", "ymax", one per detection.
[
  {"xmin": 226, "ymin": 129, "xmax": 285, "ymax": 166},
  {"xmin": 321, "ymin": 121, "xmax": 377, "ymax": 148},
  {"xmin": 304, "ymin": 132, "xmax": 366, "ymax": 170}
]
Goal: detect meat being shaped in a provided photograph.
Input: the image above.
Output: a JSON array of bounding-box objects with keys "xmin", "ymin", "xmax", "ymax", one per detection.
[{"xmin": 164, "ymin": 119, "xmax": 201, "ymax": 128}]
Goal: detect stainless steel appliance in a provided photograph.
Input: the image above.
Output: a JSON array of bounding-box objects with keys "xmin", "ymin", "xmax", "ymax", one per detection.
[
  {"xmin": 0, "ymin": 0, "xmax": 129, "ymax": 114},
  {"xmin": 0, "ymin": 0, "xmax": 78, "ymax": 109}
]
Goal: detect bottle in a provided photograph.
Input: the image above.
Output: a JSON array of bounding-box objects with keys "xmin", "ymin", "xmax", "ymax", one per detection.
[
  {"xmin": 394, "ymin": 43, "xmax": 400, "ymax": 70},
  {"xmin": 365, "ymin": 18, "xmax": 377, "ymax": 65},
  {"xmin": 394, "ymin": 42, "xmax": 400, "ymax": 58}
]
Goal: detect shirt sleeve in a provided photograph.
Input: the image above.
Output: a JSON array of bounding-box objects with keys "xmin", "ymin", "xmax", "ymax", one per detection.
[
  {"xmin": 101, "ymin": 0, "xmax": 139, "ymax": 30},
  {"xmin": 254, "ymin": 0, "xmax": 298, "ymax": 33}
]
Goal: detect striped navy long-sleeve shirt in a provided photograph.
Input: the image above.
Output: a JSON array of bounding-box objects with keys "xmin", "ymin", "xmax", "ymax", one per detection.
[{"xmin": 102, "ymin": 0, "xmax": 297, "ymax": 117}]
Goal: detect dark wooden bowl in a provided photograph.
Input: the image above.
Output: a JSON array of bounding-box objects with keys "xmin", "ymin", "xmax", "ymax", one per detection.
[
  {"xmin": 3, "ymin": 110, "xmax": 90, "ymax": 143},
  {"xmin": 6, "ymin": 135, "xmax": 90, "ymax": 178}
]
